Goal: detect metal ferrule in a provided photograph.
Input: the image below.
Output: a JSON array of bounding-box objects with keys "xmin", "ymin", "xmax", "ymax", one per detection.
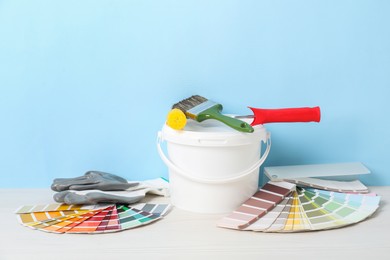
[{"xmin": 187, "ymin": 100, "xmax": 217, "ymax": 116}]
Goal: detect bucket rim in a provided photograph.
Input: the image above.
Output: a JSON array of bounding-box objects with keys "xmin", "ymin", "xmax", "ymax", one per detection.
[{"xmin": 161, "ymin": 119, "xmax": 268, "ymax": 147}]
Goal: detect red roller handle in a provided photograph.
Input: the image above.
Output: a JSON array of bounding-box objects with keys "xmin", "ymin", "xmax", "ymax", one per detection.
[{"xmin": 248, "ymin": 106, "xmax": 321, "ymax": 126}]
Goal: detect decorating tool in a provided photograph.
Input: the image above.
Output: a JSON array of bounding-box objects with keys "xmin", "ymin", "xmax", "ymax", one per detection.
[
  {"xmin": 16, "ymin": 203, "xmax": 172, "ymax": 234},
  {"xmin": 166, "ymin": 108, "xmax": 187, "ymax": 130},
  {"xmin": 172, "ymin": 95, "xmax": 254, "ymax": 133},
  {"xmin": 234, "ymin": 106, "xmax": 321, "ymax": 126},
  {"xmin": 217, "ymin": 181, "xmax": 380, "ymax": 232}
]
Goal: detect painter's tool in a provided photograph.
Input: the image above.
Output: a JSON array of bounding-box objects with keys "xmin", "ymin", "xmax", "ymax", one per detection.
[
  {"xmin": 53, "ymin": 178, "xmax": 169, "ymax": 205},
  {"xmin": 166, "ymin": 108, "xmax": 187, "ymax": 130},
  {"xmin": 264, "ymin": 162, "xmax": 370, "ymax": 181},
  {"xmin": 217, "ymin": 181, "xmax": 296, "ymax": 230},
  {"xmin": 51, "ymin": 171, "xmax": 135, "ymax": 191},
  {"xmin": 217, "ymin": 180, "xmax": 380, "ymax": 232},
  {"xmin": 172, "ymin": 95, "xmax": 254, "ymax": 133},
  {"xmin": 52, "ymin": 171, "xmax": 170, "ymax": 204},
  {"xmin": 16, "ymin": 202, "xmax": 172, "ymax": 233},
  {"xmin": 234, "ymin": 106, "xmax": 321, "ymax": 126}
]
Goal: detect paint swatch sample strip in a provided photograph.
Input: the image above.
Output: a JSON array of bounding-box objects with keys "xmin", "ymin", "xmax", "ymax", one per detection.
[
  {"xmin": 217, "ymin": 181, "xmax": 296, "ymax": 229},
  {"xmin": 16, "ymin": 203, "xmax": 171, "ymax": 234},
  {"xmin": 239, "ymin": 185, "xmax": 381, "ymax": 232},
  {"xmin": 283, "ymin": 178, "xmax": 369, "ymax": 193}
]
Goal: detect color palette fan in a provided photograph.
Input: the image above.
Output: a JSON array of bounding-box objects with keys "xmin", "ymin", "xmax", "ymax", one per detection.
[
  {"xmin": 217, "ymin": 181, "xmax": 380, "ymax": 232},
  {"xmin": 15, "ymin": 203, "xmax": 171, "ymax": 234}
]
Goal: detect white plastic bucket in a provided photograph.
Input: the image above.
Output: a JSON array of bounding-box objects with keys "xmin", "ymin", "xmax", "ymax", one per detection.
[{"xmin": 157, "ymin": 119, "xmax": 271, "ymax": 214}]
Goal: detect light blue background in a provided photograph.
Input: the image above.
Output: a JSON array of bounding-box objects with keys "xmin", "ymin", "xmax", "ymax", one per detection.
[{"xmin": 1, "ymin": 0, "xmax": 389, "ymax": 187}]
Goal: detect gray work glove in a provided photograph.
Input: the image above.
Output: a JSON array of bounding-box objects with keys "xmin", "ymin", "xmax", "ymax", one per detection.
[
  {"xmin": 51, "ymin": 171, "xmax": 136, "ymax": 191},
  {"xmin": 53, "ymin": 178, "xmax": 170, "ymax": 205}
]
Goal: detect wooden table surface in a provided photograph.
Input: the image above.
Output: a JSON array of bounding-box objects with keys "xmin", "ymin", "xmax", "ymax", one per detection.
[{"xmin": 0, "ymin": 187, "xmax": 389, "ymax": 260}]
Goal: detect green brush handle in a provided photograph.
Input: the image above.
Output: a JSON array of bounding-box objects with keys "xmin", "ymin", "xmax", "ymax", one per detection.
[{"xmin": 197, "ymin": 105, "xmax": 254, "ymax": 133}]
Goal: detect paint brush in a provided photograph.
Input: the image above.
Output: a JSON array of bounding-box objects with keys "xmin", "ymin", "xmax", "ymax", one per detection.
[
  {"xmin": 234, "ymin": 106, "xmax": 321, "ymax": 126},
  {"xmin": 172, "ymin": 95, "xmax": 254, "ymax": 133}
]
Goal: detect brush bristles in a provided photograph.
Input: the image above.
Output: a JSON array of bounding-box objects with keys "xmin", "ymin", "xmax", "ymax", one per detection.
[{"xmin": 172, "ymin": 95, "xmax": 208, "ymax": 112}]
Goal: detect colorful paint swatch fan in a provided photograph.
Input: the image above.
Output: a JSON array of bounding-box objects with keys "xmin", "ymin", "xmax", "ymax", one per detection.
[
  {"xmin": 15, "ymin": 203, "xmax": 171, "ymax": 234},
  {"xmin": 217, "ymin": 181, "xmax": 380, "ymax": 232}
]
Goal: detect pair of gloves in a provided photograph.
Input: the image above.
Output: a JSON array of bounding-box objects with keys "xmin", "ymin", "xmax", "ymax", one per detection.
[{"xmin": 51, "ymin": 171, "xmax": 169, "ymax": 205}]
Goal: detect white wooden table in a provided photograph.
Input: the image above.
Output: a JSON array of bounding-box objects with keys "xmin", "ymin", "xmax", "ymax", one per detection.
[{"xmin": 0, "ymin": 187, "xmax": 389, "ymax": 260}]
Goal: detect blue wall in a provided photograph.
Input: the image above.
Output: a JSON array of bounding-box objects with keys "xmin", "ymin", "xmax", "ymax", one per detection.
[{"xmin": 1, "ymin": 0, "xmax": 389, "ymax": 187}]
